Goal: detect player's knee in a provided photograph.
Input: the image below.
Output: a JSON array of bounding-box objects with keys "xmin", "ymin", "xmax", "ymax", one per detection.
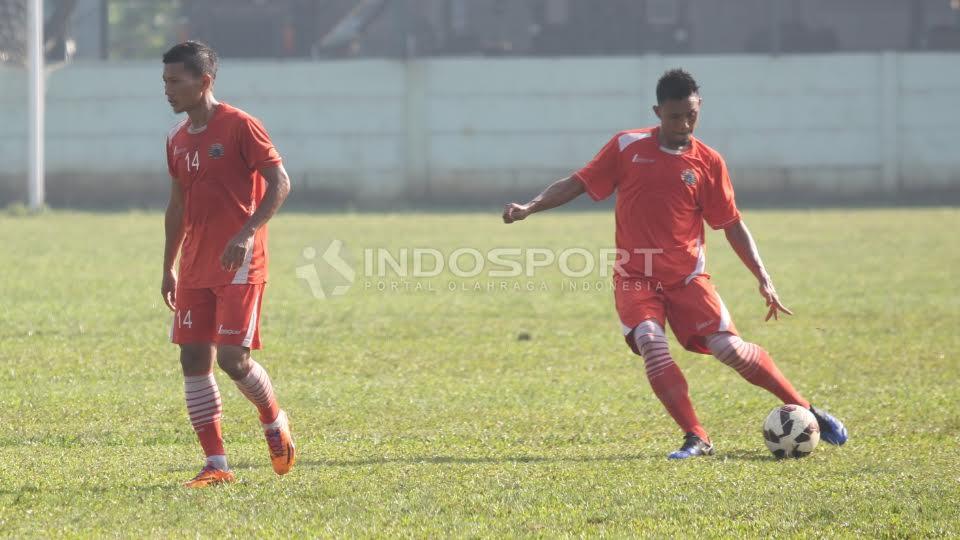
[
  {"xmin": 627, "ymin": 319, "xmax": 668, "ymax": 357},
  {"xmin": 216, "ymin": 346, "xmax": 252, "ymax": 379},
  {"xmin": 706, "ymin": 332, "xmax": 765, "ymax": 379},
  {"xmin": 631, "ymin": 319, "xmax": 677, "ymax": 379},
  {"xmin": 707, "ymin": 332, "xmax": 743, "ymax": 361},
  {"xmin": 624, "ymin": 332, "xmax": 644, "ymax": 356},
  {"xmin": 633, "ymin": 319, "xmax": 666, "ymax": 349},
  {"xmin": 179, "ymin": 344, "xmax": 214, "ymax": 376}
]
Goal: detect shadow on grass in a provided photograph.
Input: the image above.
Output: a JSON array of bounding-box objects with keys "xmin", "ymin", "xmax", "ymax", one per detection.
[
  {"xmin": 164, "ymin": 460, "xmax": 258, "ymax": 473},
  {"xmin": 160, "ymin": 449, "xmax": 775, "ymax": 474},
  {"xmin": 715, "ymin": 449, "xmax": 775, "ymax": 462},
  {"xmin": 298, "ymin": 453, "xmax": 650, "ymax": 468},
  {"xmin": 0, "ymin": 483, "xmax": 181, "ymax": 498},
  {"xmin": 162, "ymin": 455, "xmax": 640, "ymax": 473},
  {"xmin": 296, "ymin": 448, "xmax": 777, "ymax": 467}
]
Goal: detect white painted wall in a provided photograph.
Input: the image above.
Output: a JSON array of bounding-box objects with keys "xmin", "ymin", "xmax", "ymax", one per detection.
[{"xmin": 1, "ymin": 53, "xmax": 958, "ymax": 203}]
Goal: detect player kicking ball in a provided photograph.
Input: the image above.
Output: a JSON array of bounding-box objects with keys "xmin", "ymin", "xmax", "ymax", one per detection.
[
  {"xmin": 161, "ymin": 41, "xmax": 295, "ymax": 486},
  {"xmin": 502, "ymin": 69, "xmax": 847, "ymax": 459}
]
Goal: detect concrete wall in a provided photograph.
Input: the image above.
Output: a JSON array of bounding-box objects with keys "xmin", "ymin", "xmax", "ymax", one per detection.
[{"xmin": 1, "ymin": 52, "xmax": 958, "ymax": 206}]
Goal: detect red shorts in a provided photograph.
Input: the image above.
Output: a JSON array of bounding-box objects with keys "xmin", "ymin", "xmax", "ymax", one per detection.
[
  {"xmin": 171, "ymin": 283, "xmax": 265, "ymax": 349},
  {"xmin": 615, "ymin": 275, "xmax": 737, "ymax": 354}
]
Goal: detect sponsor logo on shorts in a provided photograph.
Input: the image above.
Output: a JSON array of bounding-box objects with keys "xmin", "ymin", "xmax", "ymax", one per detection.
[
  {"xmin": 695, "ymin": 319, "xmax": 715, "ymax": 331},
  {"xmin": 218, "ymin": 324, "xmax": 241, "ymax": 335}
]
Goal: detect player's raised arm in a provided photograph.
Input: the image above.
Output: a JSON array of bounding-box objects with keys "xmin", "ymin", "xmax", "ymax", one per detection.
[
  {"xmin": 504, "ymin": 131, "xmax": 621, "ymax": 224},
  {"xmin": 162, "ymin": 178, "xmax": 185, "ymax": 311},
  {"xmin": 722, "ymin": 220, "xmax": 793, "ymax": 321},
  {"xmin": 502, "ymin": 175, "xmax": 586, "ymax": 224},
  {"xmin": 220, "ymin": 164, "xmax": 291, "ymax": 272}
]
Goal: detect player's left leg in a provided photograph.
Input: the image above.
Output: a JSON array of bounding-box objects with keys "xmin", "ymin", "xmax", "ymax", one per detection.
[
  {"xmin": 213, "ymin": 284, "xmax": 296, "ymax": 474},
  {"xmin": 665, "ymin": 276, "xmax": 808, "ymax": 405},
  {"xmin": 667, "ymin": 276, "xmax": 848, "ymax": 445},
  {"xmin": 705, "ymin": 332, "xmax": 807, "ymax": 407},
  {"xmin": 217, "ymin": 344, "xmax": 296, "ymax": 473},
  {"xmin": 704, "ymin": 332, "xmax": 848, "ymax": 445}
]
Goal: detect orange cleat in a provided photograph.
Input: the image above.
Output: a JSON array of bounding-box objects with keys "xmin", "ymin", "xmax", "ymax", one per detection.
[
  {"xmin": 264, "ymin": 410, "xmax": 296, "ymax": 475},
  {"xmin": 183, "ymin": 465, "xmax": 236, "ymax": 488}
]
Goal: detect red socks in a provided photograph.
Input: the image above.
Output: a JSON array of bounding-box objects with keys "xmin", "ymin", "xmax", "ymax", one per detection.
[
  {"xmin": 744, "ymin": 347, "xmax": 809, "ymax": 408},
  {"xmin": 184, "ymin": 373, "xmax": 225, "ymax": 458},
  {"xmin": 634, "ymin": 321, "xmax": 710, "ymax": 442},
  {"xmin": 708, "ymin": 333, "xmax": 809, "ymax": 408},
  {"xmin": 646, "ymin": 362, "xmax": 710, "ymax": 442},
  {"xmin": 233, "ymin": 360, "xmax": 281, "ymax": 424}
]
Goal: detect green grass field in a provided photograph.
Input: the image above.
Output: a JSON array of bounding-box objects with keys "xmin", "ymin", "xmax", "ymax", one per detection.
[{"xmin": 1, "ymin": 208, "xmax": 958, "ymax": 537}]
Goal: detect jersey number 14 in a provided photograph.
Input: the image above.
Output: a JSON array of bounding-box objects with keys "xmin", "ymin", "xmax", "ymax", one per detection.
[{"xmin": 184, "ymin": 150, "xmax": 200, "ymax": 172}]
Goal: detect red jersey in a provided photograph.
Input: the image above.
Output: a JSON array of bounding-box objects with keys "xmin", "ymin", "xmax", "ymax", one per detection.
[
  {"xmin": 166, "ymin": 103, "xmax": 282, "ymax": 288},
  {"xmin": 574, "ymin": 126, "xmax": 741, "ymax": 288}
]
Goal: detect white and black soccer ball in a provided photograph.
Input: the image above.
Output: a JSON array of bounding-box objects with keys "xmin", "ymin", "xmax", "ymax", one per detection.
[{"xmin": 762, "ymin": 405, "xmax": 820, "ymax": 459}]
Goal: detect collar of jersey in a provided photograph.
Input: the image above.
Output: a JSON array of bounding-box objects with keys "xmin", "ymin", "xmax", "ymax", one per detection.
[
  {"xmin": 658, "ymin": 144, "xmax": 690, "ymax": 155},
  {"xmin": 186, "ymin": 103, "xmax": 222, "ymax": 134},
  {"xmin": 653, "ymin": 126, "xmax": 694, "ymax": 155}
]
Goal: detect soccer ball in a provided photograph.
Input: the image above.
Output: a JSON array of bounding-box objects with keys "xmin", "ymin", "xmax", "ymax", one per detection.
[{"xmin": 762, "ymin": 404, "xmax": 820, "ymax": 459}]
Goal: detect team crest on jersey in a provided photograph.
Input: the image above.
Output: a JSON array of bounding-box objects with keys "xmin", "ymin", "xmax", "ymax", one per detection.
[
  {"xmin": 680, "ymin": 169, "xmax": 697, "ymax": 186},
  {"xmin": 208, "ymin": 143, "xmax": 225, "ymax": 159}
]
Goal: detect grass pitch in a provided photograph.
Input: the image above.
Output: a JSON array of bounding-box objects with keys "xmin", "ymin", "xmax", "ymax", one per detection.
[{"xmin": 1, "ymin": 207, "xmax": 958, "ymax": 537}]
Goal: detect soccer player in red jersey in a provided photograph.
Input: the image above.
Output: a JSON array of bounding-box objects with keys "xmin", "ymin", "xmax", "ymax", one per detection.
[
  {"xmin": 502, "ymin": 69, "xmax": 847, "ymax": 459},
  {"xmin": 161, "ymin": 41, "xmax": 295, "ymax": 486}
]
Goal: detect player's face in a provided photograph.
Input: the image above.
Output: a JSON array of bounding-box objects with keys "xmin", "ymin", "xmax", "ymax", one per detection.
[
  {"xmin": 162, "ymin": 63, "xmax": 208, "ymax": 113},
  {"xmin": 653, "ymin": 95, "xmax": 701, "ymax": 149}
]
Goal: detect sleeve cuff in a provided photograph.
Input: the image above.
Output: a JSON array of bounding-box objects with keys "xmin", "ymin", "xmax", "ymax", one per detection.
[
  {"xmin": 255, "ymin": 157, "xmax": 283, "ymax": 171},
  {"xmin": 572, "ymin": 173, "xmax": 603, "ymax": 201},
  {"xmin": 709, "ymin": 213, "xmax": 742, "ymax": 230}
]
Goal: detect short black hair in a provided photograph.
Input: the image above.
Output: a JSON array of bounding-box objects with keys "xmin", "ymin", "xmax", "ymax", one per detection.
[
  {"xmin": 162, "ymin": 41, "xmax": 218, "ymax": 79},
  {"xmin": 656, "ymin": 69, "xmax": 699, "ymax": 104}
]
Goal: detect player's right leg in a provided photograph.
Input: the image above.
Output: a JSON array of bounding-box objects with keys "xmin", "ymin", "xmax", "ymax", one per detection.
[
  {"xmin": 616, "ymin": 278, "xmax": 712, "ymax": 459},
  {"xmin": 627, "ymin": 320, "xmax": 714, "ymax": 459},
  {"xmin": 172, "ymin": 288, "xmax": 235, "ymax": 487}
]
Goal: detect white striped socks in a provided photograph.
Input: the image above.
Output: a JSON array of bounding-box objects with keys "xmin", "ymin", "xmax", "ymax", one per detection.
[
  {"xmin": 184, "ymin": 373, "xmax": 223, "ymax": 429},
  {"xmin": 634, "ymin": 320, "xmax": 676, "ymax": 379},
  {"xmin": 233, "ymin": 360, "xmax": 280, "ymax": 425},
  {"xmin": 707, "ymin": 333, "xmax": 760, "ymax": 378}
]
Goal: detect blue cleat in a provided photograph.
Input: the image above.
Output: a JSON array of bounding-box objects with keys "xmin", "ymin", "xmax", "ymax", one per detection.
[
  {"xmin": 809, "ymin": 405, "xmax": 848, "ymax": 446},
  {"xmin": 667, "ymin": 433, "xmax": 715, "ymax": 460}
]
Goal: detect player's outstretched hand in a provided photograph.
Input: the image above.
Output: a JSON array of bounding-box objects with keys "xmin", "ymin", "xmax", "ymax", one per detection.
[
  {"xmin": 759, "ymin": 277, "xmax": 793, "ymax": 321},
  {"xmin": 221, "ymin": 230, "xmax": 254, "ymax": 272},
  {"xmin": 503, "ymin": 203, "xmax": 531, "ymax": 224},
  {"xmin": 161, "ymin": 269, "xmax": 177, "ymax": 311}
]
